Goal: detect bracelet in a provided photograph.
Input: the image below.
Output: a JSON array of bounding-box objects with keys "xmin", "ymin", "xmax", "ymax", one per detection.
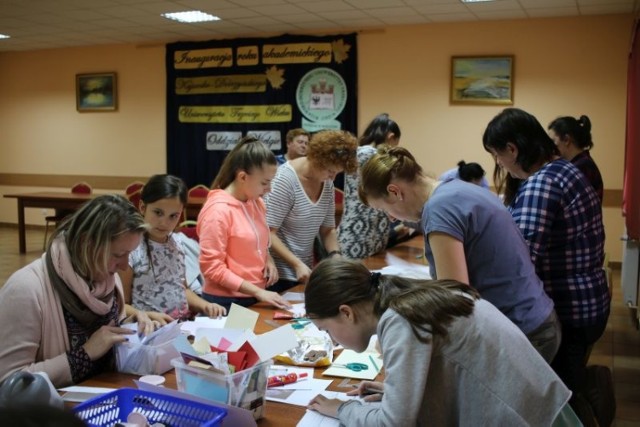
[{"xmin": 327, "ymin": 250, "xmax": 341, "ymax": 258}]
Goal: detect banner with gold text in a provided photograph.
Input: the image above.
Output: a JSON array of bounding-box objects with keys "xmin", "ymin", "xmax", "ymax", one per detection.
[{"xmin": 166, "ymin": 33, "xmax": 357, "ymax": 187}]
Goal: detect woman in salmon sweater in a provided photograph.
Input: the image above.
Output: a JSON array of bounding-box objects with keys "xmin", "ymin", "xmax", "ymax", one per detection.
[{"xmin": 198, "ymin": 136, "xmax": 291, "ymax": 311}]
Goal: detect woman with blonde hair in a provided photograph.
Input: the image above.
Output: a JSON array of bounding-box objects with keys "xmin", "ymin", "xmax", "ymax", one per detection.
[
  {"xmin": 0, "ymin": 195, "xmax": 152, "ymax": 387},
  {"xmin": 359, "ymin": 146, "xmax": 560, "ymax": 362}
]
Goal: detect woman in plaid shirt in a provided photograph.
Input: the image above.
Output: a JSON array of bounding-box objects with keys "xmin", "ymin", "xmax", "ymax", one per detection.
[{"xmin": 483, "ymin": 107, "xmax": 610, "ymax": 425}]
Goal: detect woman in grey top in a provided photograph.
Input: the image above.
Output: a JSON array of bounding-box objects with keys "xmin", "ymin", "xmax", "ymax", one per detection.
[{"xmin": 305, "ymin": 259, "xmax": 577, "ymax": 427}]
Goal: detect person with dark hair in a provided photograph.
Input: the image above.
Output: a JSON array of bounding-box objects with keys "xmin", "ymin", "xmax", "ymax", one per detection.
[
  {"xmin": 275, "ymin": 128, "xmax": 310, "ymax": 165},
  {"xmin": 548, "ymin": 115, "xmax": 603, "ymax": 203},
  {"xmin": 358, "ymin": 113, "xmax": 401, "ymax": 147},
  {"xmin": 119, "ymin": 174, "xmax": 226, "ymax": 322},
  {"xmin": 439, "ymin": 160, "xmax": 490, "ymax": 188},
  {"xmin": 266, "ymin": 130, "xmax": 358, "ymax": 290},
  {"xmin": 358, "ymin": 145, "xmax": 560, "ymax": 362},
  {"xmin": 0, "ymin": 195, "xmax": 151, "ymax": 387},
  {"xmin": 198, "ymin": 137, "xmax": 291, "ymax": 310},
  {"xmin": 338, "ymin": 113, "xmax": 401, "ymax": 259},
  {"xmin": 305, "ymin": 258, "xmax": 575, "ymax": 426},
  {"xmin": 483, "ymin": 107, "xmax": 610, "ymax": 425}
]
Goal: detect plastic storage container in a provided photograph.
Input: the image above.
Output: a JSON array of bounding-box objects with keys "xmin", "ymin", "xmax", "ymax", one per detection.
[
  {"xmin": 171, "ymin": 357, "xmax": 272, "ymax": 420},
  {"xmin": 73, "ymin": 387, "xmax": 227, "ymax": 427}
]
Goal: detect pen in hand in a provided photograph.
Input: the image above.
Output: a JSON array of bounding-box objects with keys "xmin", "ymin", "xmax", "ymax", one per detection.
[{"xmin": 347, "ymin": 381, "xmax": 384, "ymax": 402}]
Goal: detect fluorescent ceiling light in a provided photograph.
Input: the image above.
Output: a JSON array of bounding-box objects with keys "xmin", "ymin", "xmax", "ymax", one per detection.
[
  {"xmin": 161, "ymin": 11, "xmax": 220, "ymax": 23},
  {"xmin": 460, "ymin": 0, "xmax": 495, "ymax": 2},
  {"xmin": 0, "ymin": 34, "xmax": 10, "ymax": 39}
]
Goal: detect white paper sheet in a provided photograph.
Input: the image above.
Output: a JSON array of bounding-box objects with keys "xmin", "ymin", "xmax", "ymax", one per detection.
[
  {"xmin": 266, "ymin": 366, "xmax": 333, "ymax": 407},
  {"xmin": 296, "ymin": 392, "xmax": 381, "ymax": 427},
  {"xmin": 282, "ymin": 292, "xmax": 305, "ymax": 302},
  {"xmin": 59, "ymin": 386, "xmax": 116, "ymax": 403},
  {"xmin": 372, "ymin": 252, "xmax": 431, "ymax": 279},
  {"xmin": 180, "ymin": 316, "xmax": 226, "ymax": 336},
  {"xmin": 286, "ymin": 303, "xmax": 307, "ymax": 318}
]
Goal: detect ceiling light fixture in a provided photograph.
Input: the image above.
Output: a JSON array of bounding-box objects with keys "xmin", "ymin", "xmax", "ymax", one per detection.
[
  {"xmin": 161, "ymin": 11, "xmax": 220, "ymax": 23},
  {"xmin": 0, "ymin": 34, "xmax": 10, "ymax": 39},
  {"xmin": 460, "ymin": 0, "xmax": 495, "ymax": 3}
]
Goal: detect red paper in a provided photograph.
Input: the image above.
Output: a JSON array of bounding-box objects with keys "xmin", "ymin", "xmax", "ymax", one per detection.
[{"xmin": 237, "ymin": 341, "xmax": 261, "ymax": 367}]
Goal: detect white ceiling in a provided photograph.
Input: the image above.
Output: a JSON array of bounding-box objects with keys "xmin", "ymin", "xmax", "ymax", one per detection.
[{"xmin": 0, "ymin": 0, "xmax": 638, "ymax": 52}]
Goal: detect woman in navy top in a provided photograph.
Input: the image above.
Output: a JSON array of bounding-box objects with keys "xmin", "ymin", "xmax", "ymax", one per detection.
[{"xmin": 483, "ymin": 107, "xmax": 610, "ymax": 424}]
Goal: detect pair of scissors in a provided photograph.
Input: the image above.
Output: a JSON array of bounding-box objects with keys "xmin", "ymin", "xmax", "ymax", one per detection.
[{"xmin": 333, "ymin": 362, "xmax": 368, "ymax": 372}]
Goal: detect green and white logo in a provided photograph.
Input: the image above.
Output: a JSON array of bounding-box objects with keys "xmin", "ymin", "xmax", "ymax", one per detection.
[{"xmin": 296, "ymin": 67, "xmax": 347, "ymax": 131}]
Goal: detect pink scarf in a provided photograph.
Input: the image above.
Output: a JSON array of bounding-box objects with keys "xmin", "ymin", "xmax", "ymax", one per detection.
[{"xmin": 48, "ymin": 236, "xmax": 115, "ymax": 318}]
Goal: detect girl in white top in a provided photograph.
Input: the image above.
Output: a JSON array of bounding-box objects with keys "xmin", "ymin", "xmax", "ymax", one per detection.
[{"xmin": 119, "ymin": 174, "xmax": 225, "ymax": 323}]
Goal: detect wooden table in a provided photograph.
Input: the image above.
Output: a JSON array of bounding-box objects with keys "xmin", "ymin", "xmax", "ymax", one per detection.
[
  {"xmin": 4, "ymin": 192, "xmax": 96, "ymax": 253},
  {"xmin": 77, "ymin": 236, "xmax": 425, "ymax": 426},
  {"xmin": 3, "ymin": 192, "xmax": 211, "ymax": 253}
]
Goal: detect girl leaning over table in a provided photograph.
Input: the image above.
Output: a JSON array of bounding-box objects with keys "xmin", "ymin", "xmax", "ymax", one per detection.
[
  {"xmin": 0, "ymin": 195, "xmax": 153, "ymax": 388},
  {"xmin": 197, "ymin": 136, "xmax": 291, "ymax": 311},
  {"xmin": 118, "ymin": 174, "xmax": 226, "ymax": 323},
  {"xmin": 358, "ymin": 146, "xmax": 560, "ymax": 363},
  {"xmin": 305, "ymin": 258, "xmax": 579, "ymax": 427}
]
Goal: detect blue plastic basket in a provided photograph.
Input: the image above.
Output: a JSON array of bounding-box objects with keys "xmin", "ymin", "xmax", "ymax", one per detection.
[{"xmin": 73, "ymin": 388, "xmax": 227, "ymax": 427}]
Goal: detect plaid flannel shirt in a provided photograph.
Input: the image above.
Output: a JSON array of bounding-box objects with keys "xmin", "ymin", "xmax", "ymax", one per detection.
[{"xmin": 509, "ymin": 159, "xmax": 610, "ymax": 327}]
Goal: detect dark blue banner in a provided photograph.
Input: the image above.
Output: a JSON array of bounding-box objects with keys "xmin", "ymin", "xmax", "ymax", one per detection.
[{"xmin": 166, "ymin": 33, "xmax": 358, "ymax": 187}]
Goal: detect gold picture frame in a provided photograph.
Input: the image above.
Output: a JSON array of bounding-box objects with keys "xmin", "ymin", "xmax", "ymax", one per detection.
[
  {"xmin": 450, "ymin": 56, "xmax": 514, "ymax": 105},
  {"xmin": 76, "ymin": 72, "xmax": 117, "ymax": 112}
]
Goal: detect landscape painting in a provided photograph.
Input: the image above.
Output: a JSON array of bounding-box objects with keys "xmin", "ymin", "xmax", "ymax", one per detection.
[{"xmin": 450, "ymin": 56, "xmax": 513, "ymax": 105}]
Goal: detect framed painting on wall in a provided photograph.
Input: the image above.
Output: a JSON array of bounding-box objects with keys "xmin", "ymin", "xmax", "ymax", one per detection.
[
  {"xmin": 450, "ymin": 56, "xmax": 514, "ymax": 105},
  {"xmin": 76, "ymin": 72, "xmax": 117, "ymax": 111}
]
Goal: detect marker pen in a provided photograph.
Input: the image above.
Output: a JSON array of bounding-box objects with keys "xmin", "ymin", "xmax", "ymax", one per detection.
[{"xmin": 267, "ymin": 372, "xmax": 308, "ymax": 387}]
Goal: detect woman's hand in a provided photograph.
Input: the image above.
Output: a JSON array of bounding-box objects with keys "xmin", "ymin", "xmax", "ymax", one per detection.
[
  {"xmin": 122, "ymin": 309, "xmax": 156, "ymax": 336},
  {"xmin": 201, "ymin": 302, "xmax": 226, "ymax": 318},
  {"xmin": 256, "ymin": 289, "xmax": 292, "ymax": 309},
  {"xmin": 294, "ymin": 262, "xmax": 312, "ymax": 284},
  {"xmin": 146, "ymin": 311, "xmax": 173, "ymax": 326},
  {"xmin": 308, "ymin": 394, "xmax": 343, "ymax": 418},
  {"xmin": 346, "ymin": 380, "xmax": 384, "ymax": 402},
  {"xmin": 82, "ymin": 324, "xmax": 134, "ymax": 361},
  {"xmin": 265, "ymin": 257, "xmax": 279, "ymax": 287}
]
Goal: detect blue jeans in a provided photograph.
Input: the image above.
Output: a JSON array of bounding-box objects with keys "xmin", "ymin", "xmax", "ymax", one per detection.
[{"xmin": 202, "ymin": 293, "xmax": 258, "ymax": 312}]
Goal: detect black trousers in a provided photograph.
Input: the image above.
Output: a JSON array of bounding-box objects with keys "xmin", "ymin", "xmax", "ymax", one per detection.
[{"xmin": 551, "ymin": 317, "xmax": 609, "ymax": 393}]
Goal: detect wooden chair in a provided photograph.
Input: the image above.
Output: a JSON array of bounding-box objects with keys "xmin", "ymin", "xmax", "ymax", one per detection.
[
  {"xmin": 177, "ymin": 220, "xmax": 199, "ymax": 242},
  {"xmin": 127, "ymin": 189, "xmax": 143, "ymax": 211},
  {"xmin": 186, "ymin": 184, "xmax": 209, "ymax": 221},
  {"xmin": 43, "ymin": 181, "xmax": 92, "ymax": 249},
  {"xmin": 125, "ymin": 180, "xmax": 145, "ymax": 196}
]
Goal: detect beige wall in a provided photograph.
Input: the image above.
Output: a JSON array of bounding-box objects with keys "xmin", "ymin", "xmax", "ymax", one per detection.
[{"xmin": 0, "ymin": 14, "xmax": 633, "ymax": 261}]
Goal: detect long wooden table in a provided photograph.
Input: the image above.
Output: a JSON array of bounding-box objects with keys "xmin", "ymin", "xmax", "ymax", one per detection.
[
  {"xmin": 3, "ymin": 192, "xmax": 210, "ymax": 253},
  {"xmin": 77, "ymin": 236, "xmax": 425, "ymax": 426}
]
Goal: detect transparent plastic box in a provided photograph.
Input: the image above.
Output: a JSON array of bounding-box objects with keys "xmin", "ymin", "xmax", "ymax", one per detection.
[{"xmin": 171, "ymin": 357, "xmax": 272, "ymax": 420}]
